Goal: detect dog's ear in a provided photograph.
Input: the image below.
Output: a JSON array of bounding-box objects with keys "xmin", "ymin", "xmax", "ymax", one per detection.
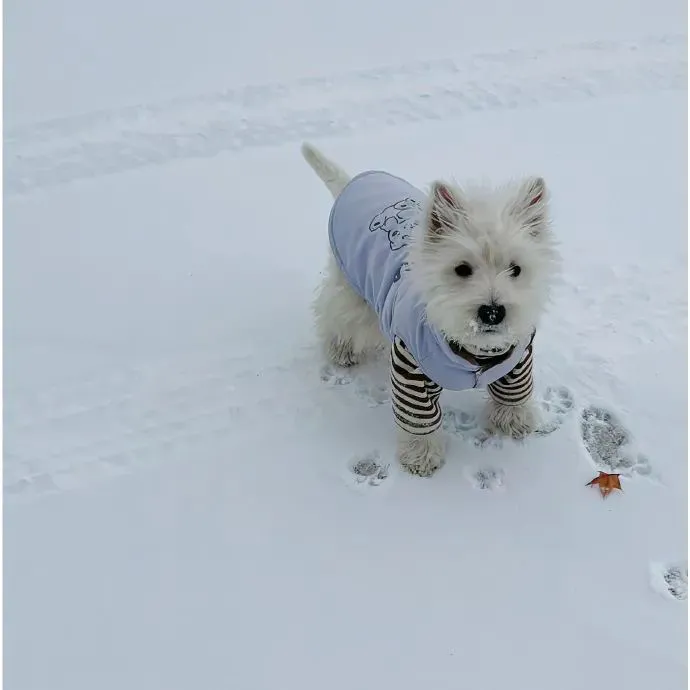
[
  {"xmin": 426, "ymin": 181, "xmax": 464, "ymax": 239},
  {"xmin": 512, "ymin": 177, "xmax": 550, "ymax": 238}
]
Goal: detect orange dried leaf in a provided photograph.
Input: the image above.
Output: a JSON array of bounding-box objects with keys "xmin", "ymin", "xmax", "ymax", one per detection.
[{"xmin": 586, "ymin": 471, "xmax": 622, "ymax": 498}]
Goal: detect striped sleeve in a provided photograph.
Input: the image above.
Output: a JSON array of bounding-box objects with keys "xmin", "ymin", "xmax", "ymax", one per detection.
[
  {"xmin": 487, "ymin": 341, "xmax": 534, "ymax": 407},
  {"xmin": 390, "ymin": 337, "xmax": 443, "ymax": 435}
]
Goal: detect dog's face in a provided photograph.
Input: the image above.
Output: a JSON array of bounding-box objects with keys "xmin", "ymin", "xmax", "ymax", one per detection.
[{"xmin": 407, "ymin": 178, "xmax": 560, "ymax": 355}]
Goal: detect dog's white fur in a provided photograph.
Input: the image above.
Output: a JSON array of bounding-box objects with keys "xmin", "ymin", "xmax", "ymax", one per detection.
[{"xmin": 302, "ymin": 142, "xmax": 560, "ymax": 476}]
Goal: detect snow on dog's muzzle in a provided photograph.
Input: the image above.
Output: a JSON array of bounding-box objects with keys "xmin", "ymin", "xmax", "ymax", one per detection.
[{"xmin": 463, "ymin": 342, "xmax": 513, "ymax": 357}]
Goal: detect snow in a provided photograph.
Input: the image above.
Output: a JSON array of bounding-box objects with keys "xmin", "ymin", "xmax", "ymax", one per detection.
[{"xmin": 4, "ymin": 0, "xmax": 687, "ymax": 686}]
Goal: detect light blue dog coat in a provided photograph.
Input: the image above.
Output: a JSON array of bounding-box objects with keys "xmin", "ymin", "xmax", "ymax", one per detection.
[{"xmin": 328, "ymin": 171, "xmax": 532, "ymax": 392}]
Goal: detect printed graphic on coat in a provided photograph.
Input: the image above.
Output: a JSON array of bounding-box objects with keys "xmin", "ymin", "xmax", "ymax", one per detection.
[{"xmin": 368, "ymin": 197, "xmax": 423, "ymax": 251}]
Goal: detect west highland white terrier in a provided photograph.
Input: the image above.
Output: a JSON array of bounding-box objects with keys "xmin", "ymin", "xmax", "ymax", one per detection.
[{"xmin": 301, "ymin": 142, "xmax": 560, "ymax": 477}]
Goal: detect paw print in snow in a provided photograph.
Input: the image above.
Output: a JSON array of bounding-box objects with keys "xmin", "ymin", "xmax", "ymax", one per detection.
[
  {"xmin": 320, "ymin": 364, "xmax": 354, "ymax": 386},
  {"xmin": 535, "ymin": 386, "xmax": 575, "ymax": 435},
  {"xmin": 350, "ymin": 451, "xmax": 390, "ymax": 487},
  {"xmin": 468, "ymin": 467, "xmax": 505, "ymax": 491},
  {"xmin": 354, "ymin": 378, "xmax": 389, "ymax": 407},
  {"xmin": 650, "ymin": 561, "xmax": 688, "ymax": 601},
  {"xmin": 663, "ymin": 564, "xmax": 688, "ymax": 600},
  {"xmin": 443, "ymin": 408, "xmax": 501, "ymax": 448},
  {"xmin": 580, "ymin": 405, "xmax": 652, "ymax": 477}
]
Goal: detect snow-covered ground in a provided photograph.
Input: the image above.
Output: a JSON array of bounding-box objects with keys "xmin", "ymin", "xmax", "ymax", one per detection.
[{"xmin": 4, "ymin": 0, "xmax": 688, "ymax": 686}]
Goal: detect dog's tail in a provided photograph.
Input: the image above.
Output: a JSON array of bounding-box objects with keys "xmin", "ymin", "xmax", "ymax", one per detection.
[{"xmin": 301, "ymin": 142, "xmax": 351, "ymax": 198}]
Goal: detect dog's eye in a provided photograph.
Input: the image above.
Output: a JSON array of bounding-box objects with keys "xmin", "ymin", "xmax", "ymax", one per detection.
[
  {"xmin": 454, "ymin": 263, "xmax": 473, "ymax": 278},
  {"xmin": 509, "ymin": 263, "xmax": 522, "ymax": 278}
]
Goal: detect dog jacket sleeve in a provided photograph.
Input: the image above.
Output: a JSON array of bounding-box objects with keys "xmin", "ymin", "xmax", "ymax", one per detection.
[
  {"xmin": 390, "ymin": 336, "xmax": 443, "ymax": 435},
  {"xmin": 486, "ymin": 339, "xmax": 535, "ymax": 407},
  {"xmin": 391, "ymin": 336, "xmax": 536, "ymax": 435}
]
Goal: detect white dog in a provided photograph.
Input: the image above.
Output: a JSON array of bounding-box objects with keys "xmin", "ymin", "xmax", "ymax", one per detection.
[{"xmin": 301, "ymin": 142, "xmax": 560, "ymax": 477}]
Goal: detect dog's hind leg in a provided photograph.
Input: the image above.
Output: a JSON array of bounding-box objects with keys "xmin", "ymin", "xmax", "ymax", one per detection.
[{"xmin": 313, "ymin": 256, "xmax": 387, "ymax": 366}]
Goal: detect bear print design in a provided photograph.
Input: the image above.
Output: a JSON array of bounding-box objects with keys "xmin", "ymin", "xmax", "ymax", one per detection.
[{"xmin": 368, "ymin": 197, "xmax": 423, "ymax": 251}]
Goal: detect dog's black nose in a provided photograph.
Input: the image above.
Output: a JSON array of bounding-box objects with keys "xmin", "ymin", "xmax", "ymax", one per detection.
[{"xmin": 478, "ymin": 304, "xmax": 506, "ymax": 326}]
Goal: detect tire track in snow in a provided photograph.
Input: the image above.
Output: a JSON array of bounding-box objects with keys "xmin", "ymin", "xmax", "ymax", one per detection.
[
  {"xmin": 4, "ymin": 351, "xmax": 321, "ymax": 501},
  {"xmin": 5, "ymin": 33, "xmax": 686, "ymax": 194},
  {"xmin": 4, "ymin": 349, "xmax": 392, "ymax": 502}
]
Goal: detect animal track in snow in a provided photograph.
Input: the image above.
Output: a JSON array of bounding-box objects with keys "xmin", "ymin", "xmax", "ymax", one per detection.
[
  {"xmin": 468, "ymin": 467, "xmax": 505, "ymax": 491},
  {"xmin": 580, "ymin": 406, "xmax": 652, "ymax": 477},
  {"xmin": 650, "ymin": 561, "xmax": 688, "ymax": 601},
  {"xmin": 320, "ymin": 364, "xmax": 354, "ymax": 386},
  {"xmin": 663, "ymin": 565, "xmax": 688, "ymax": 601},
  {"xmin": 535, "ymin": 386, "xmax": 575, "ymax": 435},
  {"xmin": 348, "ymin": 450, "xmax": 391, "ymax": 488},
  {"xmin": 320, "ymin": 363, "xmax": 390, "ymax": 407},
  {"xmin": 443, "ymin": 385, "xmax": 575, "ymax": 447},
  {"xmin": 354, "ymin": 379, "xmax": 389, "ymax": 407},
  {"xmin": 442, "ymin": 408, "xmax": 499, "ymax": 448}
]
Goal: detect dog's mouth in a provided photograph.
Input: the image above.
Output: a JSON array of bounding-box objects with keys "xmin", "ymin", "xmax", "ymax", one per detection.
[
  {"xmin": 462, "ymin": 342, "xmax": 513, "ymax": 357},
  {"xmin": 444, "ymin": 321, "xmax": 519, "ymax": 360}
]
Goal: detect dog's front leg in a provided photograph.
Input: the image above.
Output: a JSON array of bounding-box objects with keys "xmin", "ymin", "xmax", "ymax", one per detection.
[
  {"xmin": 390, "ymin": 336, "xmax": 446, "ymax": 477},
  {"xmin": 485, "ymin": 342, "xmax": 539, "ymax": 439},
  {"xmin": 397, "ymin": 428, "xmax": 446, "ymax": 477},
  {"xmin": 486, "ymin": 398, "xmax": 539, "ymax": 439}
]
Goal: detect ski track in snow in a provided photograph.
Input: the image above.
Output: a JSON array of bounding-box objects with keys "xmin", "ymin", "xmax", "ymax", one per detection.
[
  {"xmin": 5, "ymin": 33, "xmax": 686, "ymax": 194},
  {"xmin": 5, "ymin": 32, "xmax": 682, "ymax": 501}
]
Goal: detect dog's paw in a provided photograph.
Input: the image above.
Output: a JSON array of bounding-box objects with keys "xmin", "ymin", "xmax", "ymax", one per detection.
[
  {"xmin": 397, "ymin": 431, "xmax": 446, "ymax": 477},
  {"xmin": 486, "ymin": 400, "xmax": 539, "ymax": 440}
]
